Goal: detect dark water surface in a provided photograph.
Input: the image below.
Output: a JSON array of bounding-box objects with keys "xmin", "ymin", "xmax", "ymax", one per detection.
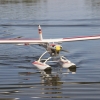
[{"xmin": 0, "ymin": 0, "xmax": 100, "ymax": 100}]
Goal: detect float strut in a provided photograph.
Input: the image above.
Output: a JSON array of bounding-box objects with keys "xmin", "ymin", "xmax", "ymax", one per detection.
[{"xmin": 38, "ymin": 51, "xmax": 49, "ymax": 62}]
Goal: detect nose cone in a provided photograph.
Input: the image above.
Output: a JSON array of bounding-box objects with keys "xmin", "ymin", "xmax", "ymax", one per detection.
[{"xmin": 55, "ymin": 45, "xmax": 62, "ymax": 51}]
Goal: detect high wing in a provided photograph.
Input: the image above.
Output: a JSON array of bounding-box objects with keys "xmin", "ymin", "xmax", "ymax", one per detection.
[
  {"xmin": 0, "ymin": 35, "xmax": 100, "ymax": 44},
  {"xmin": 59, "ymin": 35, "xmax": 100, "ymax": 42},
  {"xmin": 43, "ymin": 35, "xmax": 100, "ymax": 42},
  {"xmin": 0, "ymin": 25, "xmax": 100, "ymax": 44},
  {"xmin": 0, "ymin": 39, "xmax": 43, "ymax": 44}
]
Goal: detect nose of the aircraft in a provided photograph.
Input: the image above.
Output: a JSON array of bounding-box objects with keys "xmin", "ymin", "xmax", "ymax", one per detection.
[{"xmin": 55, "ymin": 45, "xmax": 62, "ymax": 51}]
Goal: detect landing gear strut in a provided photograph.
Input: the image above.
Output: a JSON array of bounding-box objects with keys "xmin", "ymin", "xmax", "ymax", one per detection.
[{"xmin": 32, "ymin": 51, "xmax": 76, "ymax": 70}]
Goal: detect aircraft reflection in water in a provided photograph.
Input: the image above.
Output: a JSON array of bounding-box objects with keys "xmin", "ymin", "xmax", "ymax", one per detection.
[
  {"xmin": 43, "ymin": 66, "xmax": 76, "ymax": 98},
  {"xmin": 40, "ymin": 65, "xmax": 76, "ymax": 86},
  {"xmin": 18, "ymin": 65, "xmax": 76, "ymax": 98},
  {"xmin": 39, "ymin": 65, "xmax": 76, "ymax": 98},
  {"xmin": 18, "ymin": 65, "xmax": 76, "ymax": 85}
]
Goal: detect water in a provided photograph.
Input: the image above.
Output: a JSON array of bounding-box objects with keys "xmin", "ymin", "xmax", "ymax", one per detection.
[{"xmin": 0, "ymin": 0, "xmax": 100, "ymax": 99}]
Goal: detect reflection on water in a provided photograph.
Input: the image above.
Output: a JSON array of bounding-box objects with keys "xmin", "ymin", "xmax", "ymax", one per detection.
[
  {"xmin": 41, "ymin": 66, "xmax": 76, "ymax": 85},
  {"xmin": 19, "ymin": 66, "xmax": 77, "ymax": 86},
  {"xmin": 17, "ymin": 66, "xmax": 77, "ymax": 99},
  {"xmin": 37, "ymin": 66, "xmax": 76, "ymax": 98},
  {"xmin": 41, "ymin": 68, "xmax": 61, "ymax": 86}
]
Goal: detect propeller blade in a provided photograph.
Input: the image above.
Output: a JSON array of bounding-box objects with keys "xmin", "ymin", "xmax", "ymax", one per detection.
[{"xmin": 61, "ymin": 49, "xmax": 69, "ymax": 52}]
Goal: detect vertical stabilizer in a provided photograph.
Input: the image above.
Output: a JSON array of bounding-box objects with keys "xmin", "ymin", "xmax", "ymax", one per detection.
[{"xmin": 38, "ymin": 25, "xmax": 43, "ymax": 40}]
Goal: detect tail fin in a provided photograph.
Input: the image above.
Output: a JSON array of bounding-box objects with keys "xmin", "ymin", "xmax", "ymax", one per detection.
[{"xmin": 38, "ymin": 25, "xmax": 43, "ymax": 40}]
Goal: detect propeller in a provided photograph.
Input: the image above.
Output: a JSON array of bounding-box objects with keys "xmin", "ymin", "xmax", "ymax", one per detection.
[
  {"xmin": 61, "ymin": 49, "xmax": 69, "ymax": 53},
  {"xmin": 54, "ymin": 45, "xmax": 69, "ymax": 53},
  {"xmin": 49, "ymin": 44, "xmax": 69, "ymax": 53}
]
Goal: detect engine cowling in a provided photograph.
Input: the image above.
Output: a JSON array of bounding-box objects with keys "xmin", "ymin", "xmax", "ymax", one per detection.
[{"xmin": 48, "ymin": 44, "xmax": 62, "ymax": 56}]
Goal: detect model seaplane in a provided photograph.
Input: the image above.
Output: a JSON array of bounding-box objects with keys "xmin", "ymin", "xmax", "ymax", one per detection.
[{"xmin": 0, "ymin": 25, "xmax": 100, "ymax": 71}]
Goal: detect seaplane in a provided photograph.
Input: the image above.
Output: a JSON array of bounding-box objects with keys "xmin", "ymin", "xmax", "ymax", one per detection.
[{"xmin": 0, "ymin": 25, "xmax": 100, "ymax": 71}]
